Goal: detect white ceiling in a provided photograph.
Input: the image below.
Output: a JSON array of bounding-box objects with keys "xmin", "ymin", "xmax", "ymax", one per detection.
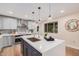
[{"xmin": 0, "ymin": 3, "xmax": 79, "ymax": 21}]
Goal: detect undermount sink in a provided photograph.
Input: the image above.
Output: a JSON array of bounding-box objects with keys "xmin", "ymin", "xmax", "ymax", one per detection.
[{"xmin": 27, "ymin": 37, "xmax": 40, "ymax": 42}]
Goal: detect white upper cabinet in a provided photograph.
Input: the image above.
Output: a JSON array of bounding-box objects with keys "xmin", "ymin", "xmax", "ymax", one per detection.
[
  {"xmin": 3, "ymin": 18, "xmax": 17, "ymax": 29},
  {"xmin": 0, "ymin": 18, "xmax": 3, "ymax": 29},
  {"xmin": 0, "ymin": 16, "xmax": 17, "ymax": 29}
]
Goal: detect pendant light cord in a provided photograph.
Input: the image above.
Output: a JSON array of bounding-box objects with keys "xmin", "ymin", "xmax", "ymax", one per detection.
[
  {"xmin": 37, "ymin": 6, "xmax": 41, "ymax": 37},
  {"xmin": 49, "ymin": 3, "xmax": 51, "ymax": 17},
  {"xmin": 38, "ymin": 7, "xmax": 41, "ymax": 21}
]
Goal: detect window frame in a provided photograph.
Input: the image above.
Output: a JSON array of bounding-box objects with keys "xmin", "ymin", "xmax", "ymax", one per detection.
[{"xmin": 44, "ymin": 22, "xmax": 58, "ymax": 33}]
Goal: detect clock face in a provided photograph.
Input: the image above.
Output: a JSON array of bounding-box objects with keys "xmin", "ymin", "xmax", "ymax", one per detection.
[{"xmin": 65, "ymin": 19, "xmax": 79, "ymax": 32}]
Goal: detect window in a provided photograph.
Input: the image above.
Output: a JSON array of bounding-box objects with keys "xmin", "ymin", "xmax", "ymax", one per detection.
[
  {"xmin": 44, "ymin": 24, "xmax": 47, "ymax": 32},
  {"xmin": 44, "ymin": 22, "xmax": 58, "ymax": 33}
]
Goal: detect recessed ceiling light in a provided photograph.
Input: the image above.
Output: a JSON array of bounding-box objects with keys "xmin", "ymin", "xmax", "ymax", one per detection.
[
  {"xmin": 60, "ymin": 10, "xmax": 64, "ymax": 13},
  {"xmin": 7, "ymin": 11, "xmax": 13, "ymax": 14}
]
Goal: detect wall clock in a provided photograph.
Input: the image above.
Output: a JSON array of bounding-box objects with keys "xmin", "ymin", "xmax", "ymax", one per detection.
[{"xmin": 65, "ymin": 19, "xmax": 79, "ymax": 32}]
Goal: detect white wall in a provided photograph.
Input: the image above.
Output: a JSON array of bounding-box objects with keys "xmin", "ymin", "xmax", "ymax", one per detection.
[{"xmin": 39, "ymin": 13, "xmax": 79, "ymax": 49}]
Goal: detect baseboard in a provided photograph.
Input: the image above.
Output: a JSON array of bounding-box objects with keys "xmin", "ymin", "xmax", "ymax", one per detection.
[{"xmin": 66, "ymin": 45, "xmax": 79, "ymax": 50}]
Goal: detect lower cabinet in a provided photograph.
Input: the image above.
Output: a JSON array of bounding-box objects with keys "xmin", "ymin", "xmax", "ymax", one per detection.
[
  {"xmin": 21, "ymin": 39, "xmax": 42, "ymax": 56},
  {"xmin": 23, "ymin": 44, "xmax": 28, "ymax": 56},
  {"xmin": 1, "ymin": 36, "xmax": 15, "ymax": 48}
]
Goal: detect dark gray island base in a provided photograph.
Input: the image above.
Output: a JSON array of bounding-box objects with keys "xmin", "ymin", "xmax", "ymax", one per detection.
[{"xmin": 21, "ymin": 39, "xmax": 42, "ymax": 56}]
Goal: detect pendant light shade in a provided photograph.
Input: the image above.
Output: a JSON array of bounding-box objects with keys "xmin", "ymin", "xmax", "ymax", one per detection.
[
  {"xmin": 38, "ymin": 7, "xmax": 41, "ymax": 10},
  {"xmin": 32, "ymin": 11, "xmax": 35, "ymax": 14},
  {"xmin": 49, "ymin": 14, "xmax": 51, "ymax": 17}
]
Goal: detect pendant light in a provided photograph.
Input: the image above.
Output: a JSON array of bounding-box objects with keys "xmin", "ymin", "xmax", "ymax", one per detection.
[
  {"xmin": 38, "ymin": 6, "xmax": 41, "ymax": 21},
  {"xmin": 31, "ymin": 11, "xmax": 35, "ymax": 36},
  {"xmin": 48, "ymin": 3, "xmax": 52, "ymax": 19},
  {"xmin": 37, "ymin": 6, "xmax": 41, "ymax": 37},
  {"xmin": 32, "ymin": 11, "xmax": 35, "ymax": 20}
]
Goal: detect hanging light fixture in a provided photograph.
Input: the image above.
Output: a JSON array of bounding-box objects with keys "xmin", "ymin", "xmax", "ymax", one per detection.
[
  {"xmin": 32, "ymin": 11, "xmax": 35, "ymax": 20},
  {"xmin": 48, "ymin": 3, "xmax": 52, "ymax": 19},
  {"xmin": 38, "ymin": 6, "xmax": 41, "ymax": 21},
  {"xmin": 37, "ymin": 6, "xmax": 41, "ymax": 38}
]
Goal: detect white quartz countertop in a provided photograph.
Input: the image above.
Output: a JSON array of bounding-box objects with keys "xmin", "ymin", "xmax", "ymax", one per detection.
[{"xmin": 21, "ymin": 35, "xmax": 64, "ymax": 53}]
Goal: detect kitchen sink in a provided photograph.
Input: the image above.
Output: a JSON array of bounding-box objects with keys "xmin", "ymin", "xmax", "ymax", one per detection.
[{"xmin": 27, "ymin": 37, "xmax": 40, "ymax": 42}]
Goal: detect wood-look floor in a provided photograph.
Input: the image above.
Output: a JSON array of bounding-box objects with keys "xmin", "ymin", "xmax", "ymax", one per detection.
[
  {"xmin": 0, "ymin": 44, "xmax": 79, "ymax": 56},
  {"xmin": 66, "ymin": 47, "xmax": 79, "ymax": 56},
  {"xmin": 0, "ymin": 44, "xmax": 22, "ymax": 56}
]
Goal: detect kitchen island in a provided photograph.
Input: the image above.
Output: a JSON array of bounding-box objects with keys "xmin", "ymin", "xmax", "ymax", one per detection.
[{"xmin": 21, "ymin": 35, "xmax": 65, "ymax": 56}]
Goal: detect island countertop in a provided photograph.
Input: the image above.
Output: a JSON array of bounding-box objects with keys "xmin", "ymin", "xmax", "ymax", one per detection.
[{"xmin": 21, "ymin": 35, "xmax": 65, "ymax": 53}]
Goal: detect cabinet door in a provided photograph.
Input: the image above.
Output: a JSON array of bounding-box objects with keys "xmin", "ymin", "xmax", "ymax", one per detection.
[
  {"xmin": 3, "ymin": 18, "xmax": 17, "ymax": 29},
  {"xmin": 23, "ymin": 44, "xmax": 28, "ymax": 56},
  {"xmin": 31, "ymin": 50, "xmax": 42, "ymax": 56},
  {"xmin": 0, "ymin": 36, "xmax": 9, "ymax": 48},
  {"xmin": 25, "ymin": 42, "xmax": 42, "ymax": 56},
  {"xmin": 2, "ymin": 36, "xmax": 9, "ymax": 47},
  {"xmin": 9, "ymin": 19, "xmax": 17, "ymax": 29},
  {"xmin": 21, "ymin": 39, "xmax": 24, "ymax": 55},
  {"xmin": 2, "ymin": 36, "xmax": 15, "ymax": 47},
  {"xmin": 29, "ymin": 46, "xmax": 42, "ymax": 56},
  {"xmin": 21, "ymin": 39, "xmax": 29, "ymax": 56},
  {"xmin": 8, "ymin": 36, "xmax": 15, "ymax": 46},
  {"xmin": 0, "ymin": 37, "xmax": 4, "ymax": 48},
  {"xmin": 0, "ymin": 19, "xmax": 3, "ymax": 29},
  {"xmin": 21, "ymin": 40, "xmax": 42, "ymax": 56}
]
